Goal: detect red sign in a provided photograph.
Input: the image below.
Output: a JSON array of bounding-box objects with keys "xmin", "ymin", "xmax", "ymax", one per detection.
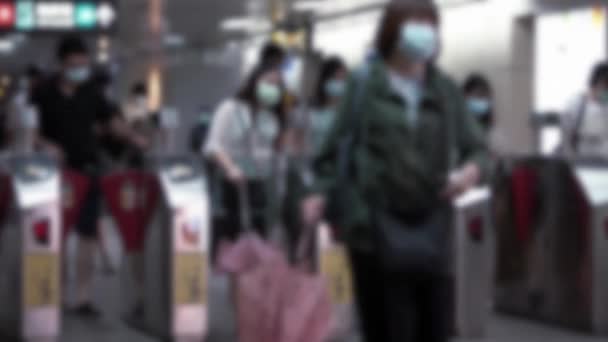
[
  {"xmin": 101, "ymin": 171, "xmax": 159, "ymax": 252},
  {"xmin": 33, "ymin": 219, "xmax": 50, "ymax": 246},
  {"xmin": 0, "ymin": 3, "xmax": 15, "ymax": 28},
  {"xmin": 61, "ymin": 170, "xmax": 91, "ymax": 239},
  {"xmin": 181, "ymin": 215, "xmax": 201, "ymax": 246},
  {"xmin": 468, "ymin": 216, "xmax": 483, "ymax": 242},
  {"xmin": 511, "ymin": 166, "xmax": 538, "ymax": 245}
]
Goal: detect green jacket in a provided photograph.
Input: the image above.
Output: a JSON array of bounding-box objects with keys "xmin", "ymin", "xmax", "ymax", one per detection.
[{"xmin": 313, "ymin": 61, "xmax": 488, "ymax": 250}]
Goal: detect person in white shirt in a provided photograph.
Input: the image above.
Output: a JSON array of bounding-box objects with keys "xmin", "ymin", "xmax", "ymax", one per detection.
[
  {"xmin": 562, "ymin": 62, "xmax": 608, "ymax": 160},
  {"xmin": 205, "ymin": 63, "xmax": 286, "ymax": 239}
]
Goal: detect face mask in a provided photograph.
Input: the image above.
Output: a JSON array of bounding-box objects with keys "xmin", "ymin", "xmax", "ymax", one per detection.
[
  {"xmin": 467, "ymin": 97, "xmax": 491, "ymax": 116},
  {"xmin": 599, "ymin": 90, "xmax": 608, "ymax": 105},
  {"xmin": 135, "ymin": 96, "xmax": 148, "ymax": 108},
  {"xmin": 399, "ymin": 22, "xmax": 438, "ymax": 61},
  {"xmin": 256, "ymin": 81, "xmax": 281, "ymax": 108},
  {"xmin": 325, "ymin": 79, "xmax": 346, "ymax": 98},
  {"xmin": 65, "ymin": 66, "xmax": 90, "ymax": 84}
]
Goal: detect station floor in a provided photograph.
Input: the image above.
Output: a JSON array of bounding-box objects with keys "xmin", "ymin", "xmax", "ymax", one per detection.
[{"xmin": 59, "ymin": 219, "xmax": 604, "ymax": 342}]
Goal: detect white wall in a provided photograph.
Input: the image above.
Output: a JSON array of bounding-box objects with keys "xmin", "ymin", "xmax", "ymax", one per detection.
[
  {"xmin": 313, "ymin": 10, "xmax": 381, "ymax": 66},
  {"xmin": 535, "ymin": 7, "xmax": 607, "ymax": 112},
  {"xmin": 439, "ymin": 1, "xmax": 534, "ymax": 154}
]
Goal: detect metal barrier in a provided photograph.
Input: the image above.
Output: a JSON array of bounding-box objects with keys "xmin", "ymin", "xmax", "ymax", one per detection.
[
  {"xmin": 495, "ymin": 157, "xmax": 608, "ymax": 334},
  {"xmin": 0, "ymin": 155, "xmax": 61, "ymax": 342},
  {"xmin": 112, "ymin": 156, "xmax": 210, "ymax": 341},
  {"xmin": 452, "ymin": 186, "xmax": 493, "ymax": 338}
]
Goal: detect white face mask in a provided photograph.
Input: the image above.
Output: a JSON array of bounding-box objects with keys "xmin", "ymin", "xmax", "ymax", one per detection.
[
  {"xmin": 256, "ymin": 81, "xmax": 282, "ymax": 108},
  {"xmin": 399, "ymin": 22, "xmax": 438, "ymax": 62},
  {"xmin": 64, "ymin": 66, "xmax": 91, "ymax": 84}
]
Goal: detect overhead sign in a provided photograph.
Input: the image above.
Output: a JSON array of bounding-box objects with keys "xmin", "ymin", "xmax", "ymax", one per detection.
[{"xmin": 0, "ymin": 0, "xmax": 117, "ymax": 33}]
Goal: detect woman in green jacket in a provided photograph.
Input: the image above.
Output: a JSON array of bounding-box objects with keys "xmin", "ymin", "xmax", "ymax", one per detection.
[{"xmin": 302, "ymin": 2, "xmax": 488, "ymax": 341}]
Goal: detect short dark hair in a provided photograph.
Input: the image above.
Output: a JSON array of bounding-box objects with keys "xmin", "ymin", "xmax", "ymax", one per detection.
[
  {"xmin": 260, "ymin": 42, "xmax": 286, "ymax": 67},
  {"xmin": 314, "ymin": 56, "xmax": 347, "ymax": 107},
  {"xmin": 375, "ymin": 0, "xmax": 439, "ymax": 61},
  {"xmin": 131, "ymin": 82, "xmax": 147, "ymax": 96},
  {"xmin": 463, "ymin": 73, "xmax": 492, "ymax": 96},
  {"xmin": 56, "ymin": 35, "xmax": 89, "ymax": 61},
  {"xmin": 590, "ymin": 62, "xmax": 608, "ymax": 88}
]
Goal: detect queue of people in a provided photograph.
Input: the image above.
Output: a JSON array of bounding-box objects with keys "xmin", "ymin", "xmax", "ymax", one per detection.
[{"xmin": 5, "ymin": 1, "xmax": 608, "ymax": 341}]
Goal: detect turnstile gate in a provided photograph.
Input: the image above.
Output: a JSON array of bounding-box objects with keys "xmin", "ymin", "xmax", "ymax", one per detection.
[
  {"xmin": 453, "ymin": 187, "xmax": 493, "ymax": 338},
  {"xmin": 0, "ymin": 156, "xmax": 61, "ymax": 342},
  {"xmin": 571, "ymin": 166, "xmax": 608, "ymax": 334},
  {"xmin": 133, "ymin": 156, "xmax": 210, "ymax": 341},
  {"xmin": 495, "ymin": 158, "xmax": 608, "ymax": 334}
]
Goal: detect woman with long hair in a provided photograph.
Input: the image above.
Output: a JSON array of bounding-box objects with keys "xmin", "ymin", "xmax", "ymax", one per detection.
[{"xmin": 205, "ymin": 62, "xmax": 287, "ymax": 239}]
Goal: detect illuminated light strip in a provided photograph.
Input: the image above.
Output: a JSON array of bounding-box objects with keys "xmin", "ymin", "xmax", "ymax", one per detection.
[
  {"xmin": 97, "ymin": 2, "xmax": 116, "ymax": 28},
  {"xmin": 36, "ymin": 2, "xmax": 74, "ymax": 29}
]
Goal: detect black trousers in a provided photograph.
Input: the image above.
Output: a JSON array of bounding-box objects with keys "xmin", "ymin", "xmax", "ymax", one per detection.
[
  {"xmin": 218, "ymin": 179, "xmax": 268, "ymax": 238},
  {"xmin": 350, "ymin": 250, "xmax": 451, "ymax": 342},
  {"xmin": 75, "ymin": 169, "xmax": 102, "ymax": 239}
]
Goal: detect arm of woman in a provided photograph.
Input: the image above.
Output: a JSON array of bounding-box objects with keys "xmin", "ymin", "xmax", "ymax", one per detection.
[
  {"xmin": 204, "ymin": 100, "xmax": 244, "ymax": 184},
  {"xmin": 444, "ymin": 80, "xmax": 489, "ymax": 198}
]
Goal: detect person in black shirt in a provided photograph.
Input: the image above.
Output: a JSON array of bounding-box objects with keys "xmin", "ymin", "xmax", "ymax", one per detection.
[{"xmin": 32, "ymin": 35, "xmax": 146, "ymax": 318}]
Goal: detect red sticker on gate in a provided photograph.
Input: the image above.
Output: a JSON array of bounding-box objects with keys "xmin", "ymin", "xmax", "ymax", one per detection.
[
  {"xmin": 468, "ymin": 216, "xmax": 483, "ymax": 242},
  {"xmin": 102, "ymin": 171, "xmax": 159, "ymax": 252}
]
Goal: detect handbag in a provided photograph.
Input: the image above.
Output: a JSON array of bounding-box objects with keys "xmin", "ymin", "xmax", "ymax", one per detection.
[{"xmin": 374, "ymin": 209, "xmax": 447, "ymax": 273}]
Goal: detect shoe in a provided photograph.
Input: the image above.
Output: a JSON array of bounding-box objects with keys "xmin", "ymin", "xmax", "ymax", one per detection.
[{"xmin": 72, "ymin": 303, "xmax": 102, "ymax": 318}]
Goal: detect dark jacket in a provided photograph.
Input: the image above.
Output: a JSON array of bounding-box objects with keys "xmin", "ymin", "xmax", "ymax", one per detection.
[{"xmin": 313, "ymin": 60, "xmax": 488, "ymax": 250}]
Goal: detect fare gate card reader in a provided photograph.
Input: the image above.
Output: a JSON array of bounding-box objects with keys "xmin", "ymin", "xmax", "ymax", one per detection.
[
  {"xmin": 0, "ymin": 156, "xmax": 61, "ymax": 342},
  {"xmin": 138, "ymin": 156, "xmax": 210, "ymax": 341},
  {"xmin": 453, "ymin": 186, "xmax": 493, "ymax": 338}
]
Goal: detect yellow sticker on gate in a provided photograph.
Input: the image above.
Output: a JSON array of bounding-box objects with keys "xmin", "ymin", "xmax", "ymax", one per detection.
[
  {"xmin": 23, "ymin": 254, "xmax": 60, "ymax": 308},
  {"xmin": 320, "ymin": 246, "xmax": 353, "ymax": 305},
  {"xmin": 174, "ymin": 253, "xmax": 207, "ymax": 305}
]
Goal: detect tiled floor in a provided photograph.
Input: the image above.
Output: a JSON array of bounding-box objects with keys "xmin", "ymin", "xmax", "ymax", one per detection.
[{"xmin": 56, "ymin": 221, "xmax": 606, "ymax": 341}]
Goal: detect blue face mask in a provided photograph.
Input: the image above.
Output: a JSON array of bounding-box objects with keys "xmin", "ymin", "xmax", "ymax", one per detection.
[
  {"xmin": 467, "ymin": 98, "xmax": 491, "ymax": 116},
  {"xmin": 399, "ymin": 22, "xmax": 437, "ymax": 61},
  {"xmin": 325, "ymin": 79, "xmax": 346, "ymax": 98},
  {"xmin": 256, "ymin": 81, "xmax": 282, "ymax": 108},
  {"xmin": 65, "ymin": 66, "xmax": 90, "ymax": 84},
  {"xmin": 599, "ymin": 89, "xmax": 608, "ymax": 105}
]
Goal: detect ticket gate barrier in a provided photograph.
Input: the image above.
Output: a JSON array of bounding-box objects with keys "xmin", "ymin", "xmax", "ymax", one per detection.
[
  {"xmin": 452, "ymin": 186, "xmax": 493, "ymax": 338},
  {"xmin": 495, "ymin": 158, "xmax": 608, "ymax": 334},
  {"xmin": 317, "ymin": 223, "xmax": 355, "ymax": 340},
  {"xmin": 0, "ymin": 156, "xmax": 61, "ymax": 342},
  {"xmin": 122, "ymin": 157, "xmax": 210, "ymax": 341},
  {"xmin": 571, "ymin": 164, "xmax": 608, "ymax": 334}
]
